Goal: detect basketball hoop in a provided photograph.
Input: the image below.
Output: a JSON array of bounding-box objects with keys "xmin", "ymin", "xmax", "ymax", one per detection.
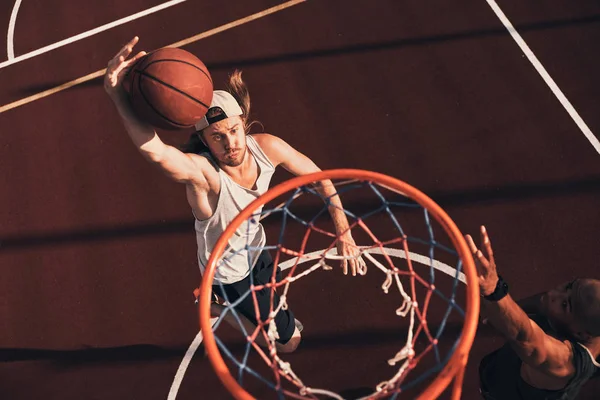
[{"xmin": 198, "ymin": 169, "xmax": 479, "ymax": 399}]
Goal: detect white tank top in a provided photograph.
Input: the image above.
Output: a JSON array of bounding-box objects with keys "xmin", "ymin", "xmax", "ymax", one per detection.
[{"xmin": 195, "ymin": 135, "xmax": 276, "ymax": 284}]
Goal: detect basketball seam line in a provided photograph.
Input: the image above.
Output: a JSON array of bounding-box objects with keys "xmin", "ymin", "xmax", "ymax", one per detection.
[
  {"xmin": 137, "ymin": 73, "xmax": 190, "ymax": 127},
  {"xmin": 143, "ymin": 58, "xmax": 213, "ymax": 84},
  {"xmin": 136, "ymin": 69, "xmax": 211, "ymax": 110}
]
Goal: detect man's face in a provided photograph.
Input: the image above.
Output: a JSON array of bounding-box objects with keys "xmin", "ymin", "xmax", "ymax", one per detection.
[
  {"xmin": 543, "ymin": 279, "xmax": 578, "ymax": 335},
  {"xmin": 201, "ymin": 116, "xmax": 246, "ymax": 167},
  {"xmin": 543, "ymin": 278, "xmax": 600, "ymax": 339}
]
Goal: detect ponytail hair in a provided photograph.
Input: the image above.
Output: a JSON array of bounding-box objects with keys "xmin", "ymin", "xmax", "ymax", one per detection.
[
  {"xmin": 180, "ymin": 69, "xmax": 262, "ymax": 154},
  {"xmin": 226, "ymin": 69, "xmax": 261, "ymax": 133}
]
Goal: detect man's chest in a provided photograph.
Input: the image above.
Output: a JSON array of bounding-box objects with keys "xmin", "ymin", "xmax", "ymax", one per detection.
[{"xmin": 228, "ymin": 158, "xmax": 261, "ymax": 190}]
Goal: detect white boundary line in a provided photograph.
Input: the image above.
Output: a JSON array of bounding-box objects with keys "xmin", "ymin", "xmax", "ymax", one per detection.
[
  {"xmin": 485, "ymin": 0, "xmax": 600, "ymax": 155},
  {"xmin": 166, "ymin": 318, "xmax": 217, "ymax": 400},
  {"xmin": 167, "ymin": 247, "xmax": 467, "ymax": 399},
  {"xmin": 7, "ymin": 0, "xmax": 23, "ymax": 59},
  {"xmin": 0, "ymin": 0, "xmax": 187, "ymax": 69},
  {"xmin": 0, "ymin": 0, "xmax": 305, "ymax": 114}
]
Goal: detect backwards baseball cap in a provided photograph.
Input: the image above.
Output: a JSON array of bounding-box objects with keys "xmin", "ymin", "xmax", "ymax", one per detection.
[{"xmin": 194, "ymin": 90, "xmax": 244, "ymax": 131}]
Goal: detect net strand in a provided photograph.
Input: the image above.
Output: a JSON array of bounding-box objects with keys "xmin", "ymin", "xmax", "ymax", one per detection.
[{"xmin": 205, "ymin": 179, "xmax": 470, "ymax": 398}]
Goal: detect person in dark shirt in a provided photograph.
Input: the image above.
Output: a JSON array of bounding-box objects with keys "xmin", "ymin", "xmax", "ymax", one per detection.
[{"xmin": 466, "ymin": 226, "xmax": 600, "ymax": 400}]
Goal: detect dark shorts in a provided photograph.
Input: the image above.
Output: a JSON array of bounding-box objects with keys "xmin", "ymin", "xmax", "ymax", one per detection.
[{"xmin": 212, "ymin": 251, "xmax": 296, "ymax": 344}]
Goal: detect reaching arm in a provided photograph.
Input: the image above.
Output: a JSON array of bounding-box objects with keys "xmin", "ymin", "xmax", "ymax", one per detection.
[
  {"xmin": 256, "ymin": 136, "xmax": 349, "ymax": 231},
  {"xmin": 104, "ymin": 37, "xmax": 207, "ymax": 185},
  {"xmin": 466, "ymin": 227, "xmax": 575, "ymax": 379},
  {"xmin": 481, "ymin": 291, "xmax": 546, "ymax": 330},
  {"xmin": 254, "ymin": 134, "xmax": 366, "ymax": 275},
  {"xmin": 108, "ymin": 93, "xmax": 205, "ymax": 184},
  {"xmin": 252, "ymin": 134, "xmax": 342, "ymax": 213},
  {"xmin": 484, "ymin": 294, "xmax": 574, "ymax": 377}
]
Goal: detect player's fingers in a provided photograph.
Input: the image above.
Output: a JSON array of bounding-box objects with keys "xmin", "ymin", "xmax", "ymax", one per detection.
[
  {"xmin": 115, "ymin": 51, "xmax": 144, "ymax": 78},
  {"xmin": 481, "ymin": 225, "xmax": 494, "ymax": 259},
  {"xmin": 105, "ymin": 60, "xmax": 123, "ymax": 87},
  {"xmin": 114, "ymin": 46, "xmax": 134, "ymax": 66},
  {"xmin": 470, "ymin": 250, "xmax": 486, "ymax": 276},
  {"xmin": 129, "ymin": 36, "xmax": 140, "ymax": 47},
  {"xmin": 350, "ymin": 259, "xmax": 357, "ymax": 277},
  {"xmin": 475, "ymin": 250, "xmax": 490, "ymax": 269},
  {"xmin": 106, "ymin": 55, "xmax": 123, "ymax": 73},
  {"xmin": 342, "ymin": 259, "xmax": 348, "ymax": 276},
  {"xmin": 465, "ymin": 234, "xmax": 478, "ymax": 254},
  {"xmin": 118, "ymin": 36, "xmax": 139, "ymax": 58},
  {"xmin": 125, "ymin": 50, "xmax": 146, "ymax": 65},
  {"xmin": 122, "ymin": 51, "xmax": 146, "ymax": 72},
  {"xmin": 110, "ymin": 56, "xmax": 129, "ymax": 78},
  {"xmin": 111, "ymin": 55, "xmax": 125, "ymax": 70}
]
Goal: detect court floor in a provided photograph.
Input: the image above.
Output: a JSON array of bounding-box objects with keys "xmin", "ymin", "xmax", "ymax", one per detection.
[{"xmin": 1, "ymin": 0, "xmax": 600, "ymax": 398}]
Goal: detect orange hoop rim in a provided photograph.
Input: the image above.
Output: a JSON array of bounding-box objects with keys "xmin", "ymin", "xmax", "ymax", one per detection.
[{"xmin": 199, "ymin": 169, "xmax": 480, "ymax": 400}]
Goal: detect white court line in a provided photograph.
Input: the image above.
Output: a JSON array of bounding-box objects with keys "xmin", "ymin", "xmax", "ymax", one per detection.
[
  {"xmin": 7, "ymin": 0, "xmax": 23, "ymax": 59},
  {"xmin": 0, "ymin": 0, "xmax": 305, "ymax": 114},
  {"xmin": 167, "ymin": 248, "xmax": 467, "ymax": 400},
  {"xmin": 166, "ymin": 317, "xmax": 217, "ymax": 400},
  {"xmin": 485, "ymin": 0, "xmax": 600, "ymax": 155},
  {"xmin": 0, "ymin": 0, "xmax": 187, "ymax": 69}
]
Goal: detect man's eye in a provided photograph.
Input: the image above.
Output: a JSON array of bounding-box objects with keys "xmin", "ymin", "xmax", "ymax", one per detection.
[{"xmin": 562, "ymin": 300, "xmax": 568, "ymax": 309}]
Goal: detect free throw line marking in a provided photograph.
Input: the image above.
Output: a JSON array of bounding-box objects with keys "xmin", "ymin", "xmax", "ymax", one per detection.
[
  {"xmin": 485, "ymin": 0, "xmax": 600, "ymax": 155},
  {"xmin": 0, "ymin": 0, "xmax": 306, "ymax": 115}
]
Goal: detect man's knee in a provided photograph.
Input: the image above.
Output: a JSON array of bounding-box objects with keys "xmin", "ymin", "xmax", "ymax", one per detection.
[
  {"xmin": 277, "ymin": 328, "xmax": 301, "ymax": 353},
  {"xmin": 210, "ymin": 302, "xmax": 226, "ymax": 318},
  {"xmin": 278, "ymin": 335, "xmax": 301, "ymax": 353}
]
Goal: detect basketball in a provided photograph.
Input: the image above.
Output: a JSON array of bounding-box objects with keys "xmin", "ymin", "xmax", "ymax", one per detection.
[{"xmin": 122, "ymin": 47, "xmax": 213, "ymax": 130}]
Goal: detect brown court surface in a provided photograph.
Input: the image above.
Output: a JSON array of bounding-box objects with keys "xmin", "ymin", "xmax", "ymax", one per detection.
[{"xmin": 1, "ymin": 0, "xmax": 600, "ymax": 399}]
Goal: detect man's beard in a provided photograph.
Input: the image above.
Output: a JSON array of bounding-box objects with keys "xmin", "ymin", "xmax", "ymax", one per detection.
[{"xmin": 220, "ymin": 148, "xmax": 245, "ymax": 166}]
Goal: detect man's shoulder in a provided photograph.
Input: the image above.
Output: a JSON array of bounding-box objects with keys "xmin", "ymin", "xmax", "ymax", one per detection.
[
  {"xmin": 250, "ymin": 133, "xmax": 277, "ymax": 146},
  {"xmin": 249, "ymin": 133, "xmax": 290, "ymax": 166}
]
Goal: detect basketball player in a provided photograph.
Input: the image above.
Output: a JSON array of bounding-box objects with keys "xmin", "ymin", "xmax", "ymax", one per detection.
[
  {"xmin": 466, "ymin": 226, "xmax": 600, "ymax": 399},
  {"xmin": 104, "ymin": 37, "xmax": 365, "ymax": 353}
]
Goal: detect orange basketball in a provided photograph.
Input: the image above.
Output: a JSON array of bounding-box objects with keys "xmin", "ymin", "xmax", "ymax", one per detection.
[{"xmin": 123, "ymin": 48, "xmax": 213, "ymax": 130}]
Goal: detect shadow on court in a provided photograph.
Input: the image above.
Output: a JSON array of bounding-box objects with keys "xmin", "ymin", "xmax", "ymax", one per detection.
[
  {"xmin": 2, "ymin": 175, "xmax": 598, "ymax": 251},
  {"xmin": 0, "ymin": 322, "xmax": 500, "ymax": 364}
]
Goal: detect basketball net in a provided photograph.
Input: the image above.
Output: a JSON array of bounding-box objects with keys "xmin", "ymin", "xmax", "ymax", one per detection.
[{"xmin": 197, "ymin": 170, "xmax": 479, "ymax": 399}]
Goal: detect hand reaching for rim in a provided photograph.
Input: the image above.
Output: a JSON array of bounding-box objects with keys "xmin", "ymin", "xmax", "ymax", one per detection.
[
  {"xmin": 336, "ymin": 232, "xmax": 367, "ymax": 277},
  {"xmin": 465, "ymin": 225, "xmax": 500, "ymax": 297}
]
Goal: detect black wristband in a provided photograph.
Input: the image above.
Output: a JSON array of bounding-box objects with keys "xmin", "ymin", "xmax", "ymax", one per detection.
[{"xmin": 483, "ymin": 275, "xmax": 509, "ymax": 301}]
